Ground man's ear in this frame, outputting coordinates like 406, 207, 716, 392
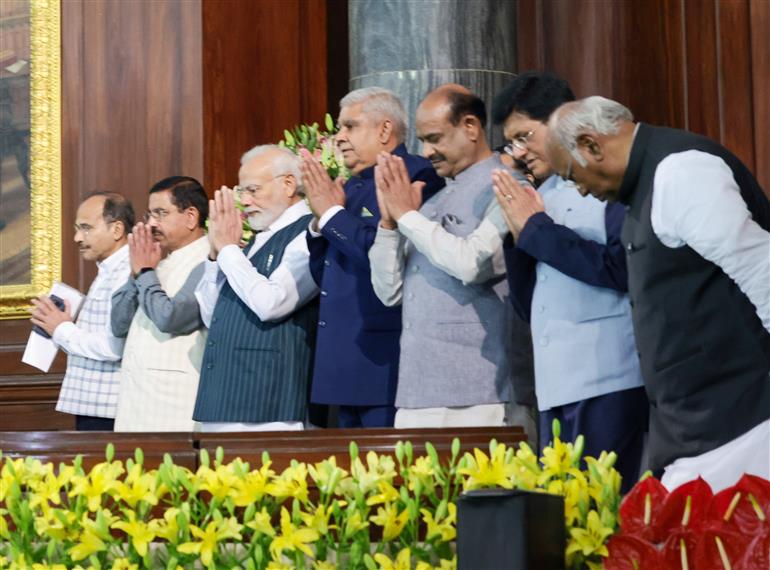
112, 220, 126, 240
186, 207, 200, 230
283, 174, 299, 198
577, 133, 603, 161
379, 119, 394, 144
462, 115, 481, 142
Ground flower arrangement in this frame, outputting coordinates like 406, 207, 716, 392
280, 114, 348, 181
0, 430, 621, 569
606, 473, 770, 569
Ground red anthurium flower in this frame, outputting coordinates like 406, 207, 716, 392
739, 526, 770, 570
604, 535, 662, 569
662, 530, 699, 570
655, 477, 714, 538
711, 474, 770, 535
619, 476, 669, 542
692, 527, 750, 570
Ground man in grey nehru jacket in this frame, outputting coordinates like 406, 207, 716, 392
369, 84, 535, 431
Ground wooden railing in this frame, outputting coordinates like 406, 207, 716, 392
0, 426, 528, 470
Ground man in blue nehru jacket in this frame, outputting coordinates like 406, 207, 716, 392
300, 87, 443, 428
490, 72, 647, 492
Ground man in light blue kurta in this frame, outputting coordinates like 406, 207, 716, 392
490, 72, 647, 491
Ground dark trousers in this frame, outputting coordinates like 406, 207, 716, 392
338, 405, 396, 428
539, 386, 648, 493
75, 415, 115, 431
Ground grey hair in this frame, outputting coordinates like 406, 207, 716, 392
339, 87, 408, 143
549, 96, 634, 166
240, 144, 304, 195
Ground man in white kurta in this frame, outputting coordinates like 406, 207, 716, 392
111, 176, 210, 431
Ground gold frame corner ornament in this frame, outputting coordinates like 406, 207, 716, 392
0, 0, 62, 320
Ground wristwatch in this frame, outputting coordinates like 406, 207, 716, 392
134, 267, 154, 278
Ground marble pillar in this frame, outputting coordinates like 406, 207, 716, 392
348, 0, 517, 152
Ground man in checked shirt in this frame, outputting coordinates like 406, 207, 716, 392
30, 191, 134, 431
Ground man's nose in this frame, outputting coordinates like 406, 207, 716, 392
512, 145, 528, 161
421, 142, 433, 159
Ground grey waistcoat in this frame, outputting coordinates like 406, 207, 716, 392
396, 155, 516, 408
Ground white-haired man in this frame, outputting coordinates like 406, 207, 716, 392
545, 96, 770, 491
300, 87, 443, 428
193, 145, 319, 431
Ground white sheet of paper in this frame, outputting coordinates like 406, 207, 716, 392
21, 282, 85, 372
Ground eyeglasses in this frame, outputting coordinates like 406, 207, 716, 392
144, 208, 170, 222
234, 174, 287, 198
505, 127, 539, 154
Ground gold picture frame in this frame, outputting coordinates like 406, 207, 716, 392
0, 0, 61, 320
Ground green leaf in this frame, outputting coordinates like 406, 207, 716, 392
325, 112, 335, 132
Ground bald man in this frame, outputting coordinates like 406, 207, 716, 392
369, 85, 535, 432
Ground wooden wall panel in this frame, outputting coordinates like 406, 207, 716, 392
750, 0, 770, 191
517, 0, 769, 194
0, 0, 335, 430
202, 0, 329, 191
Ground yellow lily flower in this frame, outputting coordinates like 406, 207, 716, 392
266, 462, 309, 502
343, 509, 369, 538
33, 509, 77, 541
68, 461, 124, 511
31, 565, 68, 570
370, 503, 410, 541
245, 506, 276, 537
420, 502, 456, 542
197, 464, 240, 502
308, 456, 347, 496
149, 507, 181, 543
366, 480, 400, 506
110, 559, 139, 570
373, 547, 411, 570
458, 445, 516, 490
115, 464, 158, 508
407, 456, 436, 494
67, 510, 114, 561
266, 563, 293, 570
565, 509, 613, 559
269, 507, 320, 560
233, 462, 273, 506
313, 561, 337, 570
299, 504, 336, 536
539, 438, 583, 484
178, 517, 242, 568
112, 510, 156, 557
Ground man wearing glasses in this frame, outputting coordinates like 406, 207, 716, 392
489, 72, 647, 491
110, 176, 209, 431
193, 145, 318, 432
31, 191, 134, 430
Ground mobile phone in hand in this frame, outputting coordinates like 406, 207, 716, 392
32, 294, 66, 339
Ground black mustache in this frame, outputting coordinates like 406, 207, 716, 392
428, 154, 446, 163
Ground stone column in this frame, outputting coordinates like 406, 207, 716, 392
348, 0, 517, 152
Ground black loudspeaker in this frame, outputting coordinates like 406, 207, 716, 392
457, 489, 566, 570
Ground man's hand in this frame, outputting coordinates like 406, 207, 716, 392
374, 152, 396, 230
207, 186, 243, 257
492, 169, 545, 240
128, 222, 162, 276
30, 296, 72, 337
300, 150, 345, 219
375, 153, 424, 222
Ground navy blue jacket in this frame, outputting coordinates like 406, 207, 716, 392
505, 202, 628, 323
308, 144, 443, 406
